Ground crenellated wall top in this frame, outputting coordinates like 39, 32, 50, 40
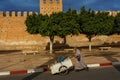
0, 11, 120, 17
0, 11, 39, 17
91, 10, 120, 16
41, 0, 62, 4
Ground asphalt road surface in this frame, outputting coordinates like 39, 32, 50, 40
0, 65, 120, 80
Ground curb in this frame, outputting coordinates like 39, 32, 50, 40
0, 62, 120, 76
0, 68, 44, 76
87, 62, 120, 68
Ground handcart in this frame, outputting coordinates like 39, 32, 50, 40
50, 56, 73, 75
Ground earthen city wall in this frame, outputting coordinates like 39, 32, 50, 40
0, 11, 120, 50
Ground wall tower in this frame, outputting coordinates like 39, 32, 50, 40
40, 0, 63, 15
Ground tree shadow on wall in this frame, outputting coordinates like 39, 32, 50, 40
45, 40, 72, 51
100, 41, 120, 47
80, 41, 120, 49
0, 50, 21, 54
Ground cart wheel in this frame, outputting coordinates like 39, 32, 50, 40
59, 65, 68, 75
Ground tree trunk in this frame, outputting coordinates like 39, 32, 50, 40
49, 36, 54, 54
63, 36, 66, 44
88, 36, 92, 51
89, 41, 92, 51
49, 40, 53, 54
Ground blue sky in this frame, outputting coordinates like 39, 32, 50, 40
0, 0, 120, 13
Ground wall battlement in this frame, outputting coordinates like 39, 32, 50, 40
101, 11, 120, 16
0, 11, 39, 17
41, 0, 62, 4
0, 11, 120, 17
93, 11, 120, 16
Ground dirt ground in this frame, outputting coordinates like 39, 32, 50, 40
0, 47, 120, 72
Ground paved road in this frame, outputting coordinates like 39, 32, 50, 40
0, 65, 120, 80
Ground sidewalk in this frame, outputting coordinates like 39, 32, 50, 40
0, 47, 120, 73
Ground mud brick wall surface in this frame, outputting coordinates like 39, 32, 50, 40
0, 11, 120, 50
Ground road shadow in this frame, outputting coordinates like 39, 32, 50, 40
22, 72, 42, 80
84, 51, 120, 72
0, 59, 26, 70
22, 52, 72, 80
98, 52, 119, 62
21, 44, 74, 80
22, 57, 57, 80
36, 52, 72, 68
84, 51, 119, 62
113, 65, 120, 72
